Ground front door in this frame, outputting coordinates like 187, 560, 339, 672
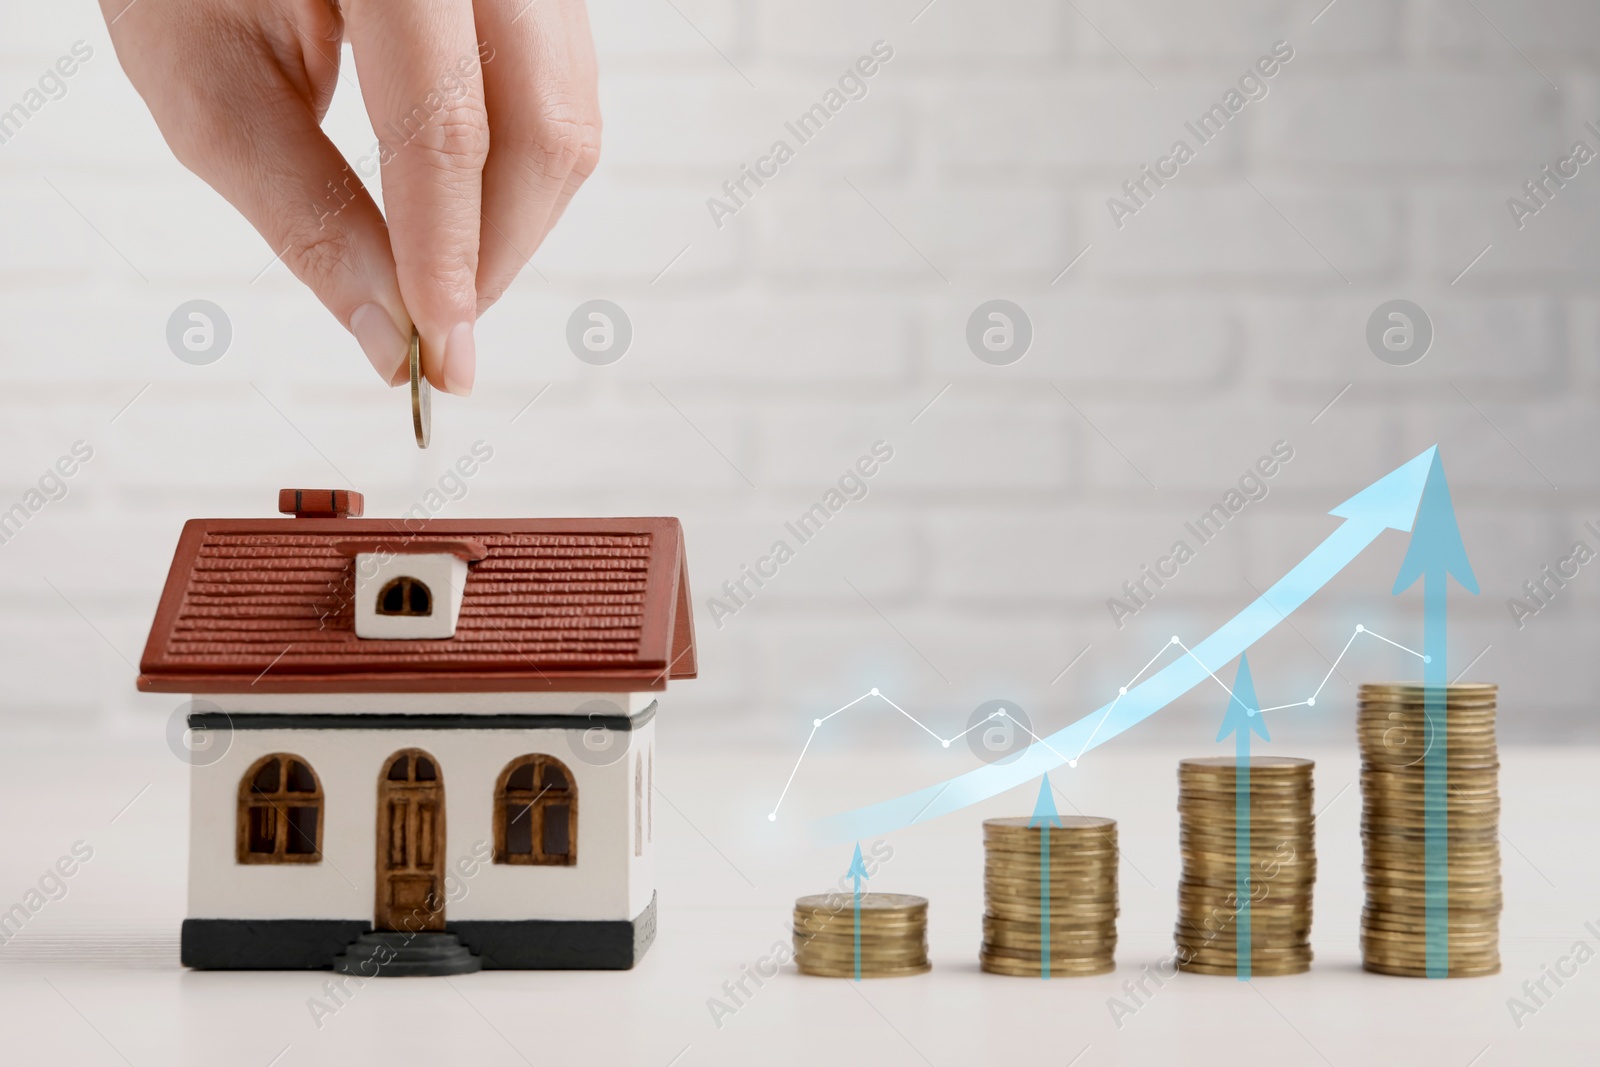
376, 748, 446, 932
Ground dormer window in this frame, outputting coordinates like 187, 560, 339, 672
350, 550, 470, 639
378, 577, 433, 617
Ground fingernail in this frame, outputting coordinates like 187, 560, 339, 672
443, 320, 475, 396
350, 303, 408, 386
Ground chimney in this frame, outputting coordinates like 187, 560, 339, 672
279, 488, 363, 518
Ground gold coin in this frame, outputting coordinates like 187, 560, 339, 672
983, 842, 1119, 859
982, 936, 1116, 955
985, 815, 1116, 832
1360, 910, 1500, 932
982, 926, 1115, 948
796, 948, 927, 964
1361, 960, 1499, 979
794, 913, 928, 930
1361, 943, 1499, 964
984, 903, 1116, 925
1176, 943, 1311, 962
799, 966, 932, 978
794, 928, 929, 944
796, 947, 927, 965
794, 892, 927, 913
409, 327, 430, 449
1178, 959, 1311, 977
979, 954, 1115, 977
1180, 755, 1315, 771
983, 855, 1117, 870
1361, 941, 1499, 961
1359, 681, 1497, 696
983, 873, 1116, 889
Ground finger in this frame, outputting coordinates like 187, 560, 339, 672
344, 0, 489, 396
473, 0, 601, 314
107, 5, 413, 385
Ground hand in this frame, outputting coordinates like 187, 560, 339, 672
101, 0, 601, 395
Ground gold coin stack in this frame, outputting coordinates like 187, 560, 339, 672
792, 893, 930, 978
980, 816, 1118, 977
1358, 682, 1501, 978
1176, 756, 1316, 976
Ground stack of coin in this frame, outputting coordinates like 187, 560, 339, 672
792, 893, 930, 977
980, 816, 1118, 976
1176, 756, 1316, 976
1358, 682, 1501, 978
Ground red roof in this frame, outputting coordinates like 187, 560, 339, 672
138, 514, 696, 693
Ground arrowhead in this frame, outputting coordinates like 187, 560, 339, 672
1393, 450, 1479, 595
846, 842, 870, 883
1028, 774, 1062, 828
1216, 652, 1270, 743
1328, 446, 1436, 533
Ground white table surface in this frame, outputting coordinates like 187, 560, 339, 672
0, 734, 1593, 1066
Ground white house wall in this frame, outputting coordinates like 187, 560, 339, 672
189, 720, 656, 924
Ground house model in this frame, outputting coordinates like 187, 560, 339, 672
138, 489, 695, 974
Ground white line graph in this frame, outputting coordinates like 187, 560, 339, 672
767, 624, 1426, 822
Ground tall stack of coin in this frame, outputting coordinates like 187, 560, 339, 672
792, 893, 930, 977
1358, 682, 1500, 977
1176, 756, 1316, 976
980, 816, 1118, 976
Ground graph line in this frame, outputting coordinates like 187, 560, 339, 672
769, 625, 1425, 822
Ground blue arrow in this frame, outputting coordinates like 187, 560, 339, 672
846, 842, 870, 981
1028, 774, 1063, 979
1392, 450, 1477, 977
817, 447, 1437, 842
1217, 653, 1269, 980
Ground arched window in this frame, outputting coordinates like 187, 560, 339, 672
237, 754, 323, 863
377, 576, 432, 616
494, 755, 577, 866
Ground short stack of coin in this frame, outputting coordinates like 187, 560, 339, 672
792, 893, 930, 977
1176, 756, 1316, 976
980, 816, 1118, 976
1358, 682, 1501, 978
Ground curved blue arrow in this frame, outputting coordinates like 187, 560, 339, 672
816, 447, 1438, 843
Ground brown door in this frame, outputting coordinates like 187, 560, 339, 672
376, 748, 446, 932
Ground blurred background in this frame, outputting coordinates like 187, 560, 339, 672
2, 0, 1597, 770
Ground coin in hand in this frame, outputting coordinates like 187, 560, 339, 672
409, 327, 431, 449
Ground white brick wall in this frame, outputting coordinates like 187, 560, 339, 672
0, 1, 1593, 749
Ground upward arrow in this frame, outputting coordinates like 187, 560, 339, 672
1217, 653, 1268, 980
820, 448, 1437, 841
1216, 652, 1270, 750
1028, 774, 1062, 830
846, 842, 870, 982
1028, 775, 1062, 978
1393, 449, 1477, 599
1391, 450, 1477, 978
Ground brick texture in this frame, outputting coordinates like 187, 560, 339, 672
0, 1, 1594, 746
